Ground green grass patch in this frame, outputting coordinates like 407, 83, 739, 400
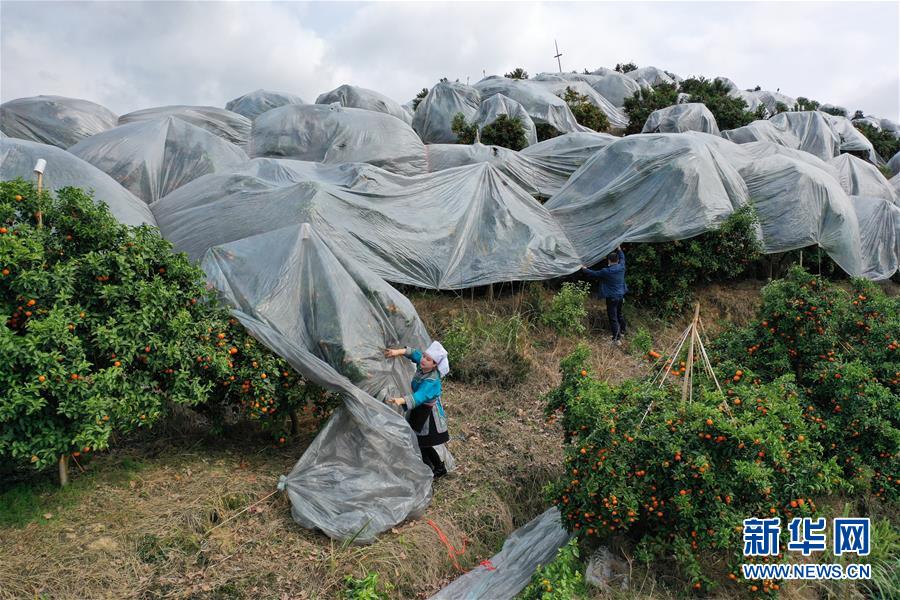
0, 456, 146, 528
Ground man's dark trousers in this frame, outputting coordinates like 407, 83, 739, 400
606, 297, 626, 341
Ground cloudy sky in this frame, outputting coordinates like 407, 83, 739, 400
1, 1, 898, 120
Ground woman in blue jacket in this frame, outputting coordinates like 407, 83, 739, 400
384, 341, 450, 478
582, 246, 628, 346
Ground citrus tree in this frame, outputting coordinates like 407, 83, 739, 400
545, 345, 841, 594
0, 180, 332, 484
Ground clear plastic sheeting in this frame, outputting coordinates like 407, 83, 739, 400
68, 117, 249, 204
527, 78, 629, 131
624, 66, 682, 87
0, 95, 118, 149
0, 137, 155, 227
829, 155, 898, 205
849, 196, 900, 280
642, 103, 719, 135
821, 114, 880, 164
582, 70, 643, 107
888, 152, 900, 177
738, 141, 840, 181
723, 111, 841, 162
546, 133, 750, 266
225, 89, 305, 121
201, 223, 434, 542
119, 105, 252, 146
474, 76, 585, 134
425, 132, 616, 198
250, 104, 426, 176
317, 84, 413, 125
151, 158, 582, 287
735, 154, 862, 275
473, 94, 537, 146
412, 82, 481, 144
429, 508, 571, 600
741, 90, 796, 116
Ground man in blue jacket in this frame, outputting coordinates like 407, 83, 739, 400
581, 246, 627, 346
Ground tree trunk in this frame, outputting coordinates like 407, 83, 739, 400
58, 454, 69, 487
289, 408, 299, 436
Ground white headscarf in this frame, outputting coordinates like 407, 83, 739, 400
425, 340, 450, 378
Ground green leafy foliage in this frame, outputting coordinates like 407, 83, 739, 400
544, 344, 841, 592
678, 76, 758, 130
504, 67, 529, 80
0, 180, 332, 477
412, 88, 429, 111
792, 97, 820, 112
614, 62, 638, 73
712, 268, 900, 501
440, 313, 530, 387
480, 114, 529, 151
625, 205, 762, 314
518, 538, 588, 599
343, 571, 390, 600
451, 112, 477, 145
820, 105, 847, 117
854, 121, 900, 161
540, 282, 590, 336
535, 123, 562, 142
561, 87, 609, 132
623, 82, 679, 135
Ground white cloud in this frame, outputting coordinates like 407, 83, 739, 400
1, 1, 897, 121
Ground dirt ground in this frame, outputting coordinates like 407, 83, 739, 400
0, 281, 768, 600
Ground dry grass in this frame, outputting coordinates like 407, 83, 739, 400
0, 280, 770, 600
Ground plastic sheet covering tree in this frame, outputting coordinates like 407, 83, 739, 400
546, 133, 750, 266
0, 95, 118, 148
472, 94, 537, 146
642, 103, 720, 135
821, 114, 880, 164
250, 104, 427, 176
412, 81, 481, 144
848, 196, 900, 280
623, 65, 682, 87
425, 131, 616, 199
118, 105, 252, 146
733, 152, 863, 275
317, 84, 413, 125
829, 154, 898, 205
201, 223, 434, 542
473, 76, 586, 134
722, 111, 841, 162
0, 137, 156, 227
68, 117, 249, 204
151, 158, 582, 287
429, 508, 571, 600
527, 78, 629, 131
225, 89, 305, 120
544, 70, 642, 109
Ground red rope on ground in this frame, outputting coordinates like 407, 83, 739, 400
426, 519, 470, 573
479, 559, 497, 571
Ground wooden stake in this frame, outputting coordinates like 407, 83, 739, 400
682, 304, 700, 403
58, 454, 69, 487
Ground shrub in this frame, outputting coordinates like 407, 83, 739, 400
792, 97, 820, 112
540, 281, 590, 336
561, 87, 609, 133
480, 114, 529, 151
678, 76, 757, 130
854, 121, 900, 161
412, 88, 429, 111
544, 344, 841, 592
504, 67, 529, 80
518, 538, 588, 599
712, 268, 900, 501
441, 313, 530, 387
625, 205, 762, 314
630, 327, 653, 356
614, 62, 638, 73
535, 123, 562, 142
451, 112, 477, 144
623, 82, 679, 135
0, 180, 321, 483
820, 105, 847, 117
